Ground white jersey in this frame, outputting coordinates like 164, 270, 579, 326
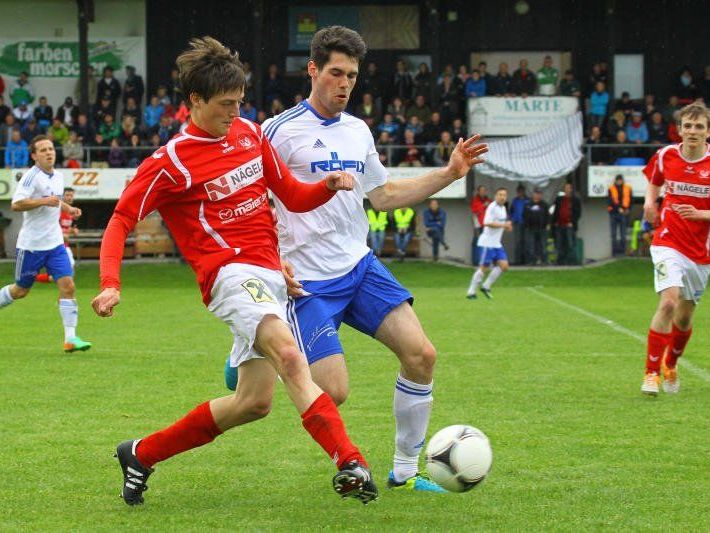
12, 166, 64, 251
263, 101, 388, 280
477, 202, 507, 248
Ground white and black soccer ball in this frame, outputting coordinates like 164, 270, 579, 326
426, 425, 493, 492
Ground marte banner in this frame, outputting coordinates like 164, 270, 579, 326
468, 96, 579, 136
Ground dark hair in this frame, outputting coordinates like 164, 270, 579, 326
30, 135, 52, 153
496, 187, 508, 193
64, 187, 75, 193
176, 36, 245, 108
310, 26, 367, 70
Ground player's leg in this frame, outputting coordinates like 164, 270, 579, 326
661, 299, 694, 393
467, 247, 489, 298
50, 244, 91, 352
0, 249, 37, 308
344, 255, 444, 492
481, 253, 509, 299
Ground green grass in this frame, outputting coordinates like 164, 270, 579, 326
1, 259, 709, 531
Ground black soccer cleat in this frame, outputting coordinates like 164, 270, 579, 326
480, 288, 493, 299
332, 460, 379, 505
115, 439, 154, 505
466, 293, 477, 300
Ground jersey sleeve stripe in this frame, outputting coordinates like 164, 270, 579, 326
21, 168, 40, 188
166, 136, 192, 189
266, 108, 308, 142
263, 104, 305, 139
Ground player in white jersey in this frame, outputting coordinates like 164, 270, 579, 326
225, 26, 488, 492
0, 135, 92, 353
466, 187, 511, 299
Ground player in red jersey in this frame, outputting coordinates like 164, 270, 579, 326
91, 37, 378, 505
641, 102, 710, 395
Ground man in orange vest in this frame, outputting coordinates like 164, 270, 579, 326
608, 174, 632, 255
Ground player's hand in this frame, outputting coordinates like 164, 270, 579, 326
44, 196, 61, 207
673, 204, 706, 220
70, 207, 82, 219
281, 259, 305, 298
504, 221, 513, 231
644, 201, 658, 223
445, 134, 489, 180
92, 288, 121, 317
325, 171, 354, 191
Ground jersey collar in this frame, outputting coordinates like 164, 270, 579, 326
184, 120, 226, 141
302, 99, 341, 126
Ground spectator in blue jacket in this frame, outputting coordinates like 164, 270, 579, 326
423, 199, 449, 261
377, 112, 401, 142
588, 81, 610, 129
509, 184, 530, 264
625, 111, 649, 144
465, 70, 486, 98
4, 129, 29, 167
143, 96, 164, 130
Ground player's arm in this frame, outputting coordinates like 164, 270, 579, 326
262, 136, 352, 212
60, 200, 82, 218
92, 159, 178, 317
643, 151, 663, 223
672, 204, 710, 221
367, 135, 488, 211
11, 196, 60, 211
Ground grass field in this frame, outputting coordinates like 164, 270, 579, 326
1, 259, 709, 531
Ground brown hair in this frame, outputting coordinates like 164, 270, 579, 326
176, 36, 245, 108
30, 134, 52, 154
678, 102, 710, 127
310, 26, 367, 70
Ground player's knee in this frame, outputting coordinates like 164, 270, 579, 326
403, 340, 437, 376
276, 345, 307, 381
323, 382, 350, 406
58, 278, 75, 297
500, 263, 509, 272
12, 286, 30, 299
419, 341, 437, 373
245, 398, 272, 420
659, 297, 677, 318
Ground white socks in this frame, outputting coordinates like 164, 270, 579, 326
393, 373, 433, 483
467, 269, 484, 295
483, 266, 503, 290
59, 298, 78, 341
0, 285, 14, 308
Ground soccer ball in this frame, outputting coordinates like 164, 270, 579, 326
426, 425, 493, 492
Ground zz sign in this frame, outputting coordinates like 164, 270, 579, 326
72, 171, 99, 187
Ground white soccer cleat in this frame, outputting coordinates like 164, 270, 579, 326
641, 372, 660, 396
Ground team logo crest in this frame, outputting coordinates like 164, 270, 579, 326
238, 134, 254, 149
218, 208, 233, 220
242, 278, 276, 303
700, 170, 710, 178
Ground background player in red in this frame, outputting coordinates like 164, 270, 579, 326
641, 102, 710, 395
91, 37, 377, 505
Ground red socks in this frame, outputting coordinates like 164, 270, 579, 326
301, 393, 366, 469
646, 329, 671, 374
136, 402, 223, 468
665, 324, 692, 369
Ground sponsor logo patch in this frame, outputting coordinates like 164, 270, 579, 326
242, 278, 276, 304
204, 156, 264, 201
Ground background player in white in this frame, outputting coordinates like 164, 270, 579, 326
641, 102, 710, 395
0, 135, 91, 352
466, 187, 511, 299
227, 26, 488, 492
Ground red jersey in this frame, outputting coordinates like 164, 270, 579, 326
643, 143, 710, 264
470, 194, 491, 226
100, 118, 336, 304
59, 211, 74, 244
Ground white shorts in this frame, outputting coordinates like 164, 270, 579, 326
650, 246, 710, 303
207, 263, 288, 368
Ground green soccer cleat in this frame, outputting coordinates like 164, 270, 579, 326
387, 471, 447, 493
64, 337, 92, 353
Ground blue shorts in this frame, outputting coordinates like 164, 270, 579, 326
477, 246, 508, 267
287, 252, 413, 365
15, 245, 73, 288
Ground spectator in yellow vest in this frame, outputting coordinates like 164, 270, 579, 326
608, 174, 632, 255
366, 207, 388, 257
393, 207, 415, 260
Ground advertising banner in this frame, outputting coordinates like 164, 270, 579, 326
587, 165, 647, 198
468, 96, 579, 136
